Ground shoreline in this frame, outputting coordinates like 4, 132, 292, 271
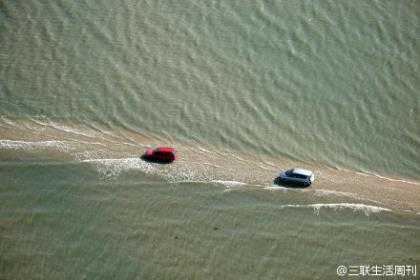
1, 117, 419, 213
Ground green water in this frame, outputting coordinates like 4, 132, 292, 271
1, 0, 419, 279
1, 160, 419, 279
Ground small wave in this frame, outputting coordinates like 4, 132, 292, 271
0, 116, 16, 127
314, 189, 381, 204
81, 156, 200, 181
309, 203, 390, 215
263, 185, 302, 191
0, 139, 73, 152
212, 180, 246, 188
81, 158, 156, 178
314, 189, 356, 198
169, 179, 208, 185
80, 157, 249, 186
361, 171, 420, 186
263, 185, 311, 192
258, 165, 270, 170
30, 119, 97, 138
81, 158, 205, 183
278, 203, 390, 216
264, 185, 283, 190
198, 146, 210, 153
227, 153, 246, 162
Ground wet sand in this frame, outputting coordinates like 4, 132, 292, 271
1, 117, 419, 214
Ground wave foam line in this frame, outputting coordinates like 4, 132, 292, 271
29, 119, 97, 138
170, 179, 247, 189
80, 158, 208, 184
0, 139, 73, 152
357, 171, 420, 186
81, 158, 156, 178
212, 180, 246, 188
314, 189, 381, 204
278, 203, 390, 216
0, 116, 16, 127
310, 203, 390, 214
80, 157, 249, 186
263, 185, 302, 191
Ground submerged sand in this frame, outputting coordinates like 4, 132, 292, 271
1, 117, 419, 214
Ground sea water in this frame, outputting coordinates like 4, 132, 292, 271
1, 1, 419, 279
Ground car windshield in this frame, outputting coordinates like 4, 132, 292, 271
285, 169, 293, 176
154, 150, 174, 156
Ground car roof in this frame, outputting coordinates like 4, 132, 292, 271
292, 168, 313, 176
155, 147, 175, 153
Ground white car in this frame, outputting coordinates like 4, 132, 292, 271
277, 168, 315, 187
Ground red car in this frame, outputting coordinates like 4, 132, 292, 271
143, 147, 177, 162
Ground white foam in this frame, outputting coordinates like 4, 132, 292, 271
315, 189, 355, 197
263, 185, 310, 192
82, 157, 212, 182
169, 179, 208, 185
309, 203, 390, 215
258, 164, 274, 170
198, 146, 210, 153
30, 119, 97, 138
162, 166, 210, 183
373, 174, 420, 186
212, 180, 246, 188
263, 185, 301, 191
277, 203, 390, 216
82, 157, 206, 182
81, 158, 156, 178
314, 189, 381, 204
0, 116, 16, 126
0, 139, 73, 152
81, 157, 250, 186
264, 185, 283, 190
359, 170, 420, 186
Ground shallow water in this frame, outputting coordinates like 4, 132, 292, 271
1, 158, 419, 279
1, 0, 419, 279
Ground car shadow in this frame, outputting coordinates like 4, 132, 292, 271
140, 154, 174, 164
273, 177, 310, 188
